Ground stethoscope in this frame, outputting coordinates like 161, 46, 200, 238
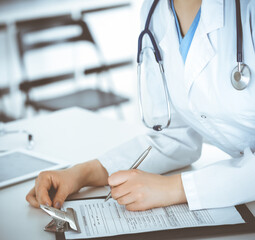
137, 0, 251, 132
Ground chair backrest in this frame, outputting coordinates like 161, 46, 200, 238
17, 15, 95, 58
16, 15, 98, 92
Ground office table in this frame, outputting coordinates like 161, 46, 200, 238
0, 107, 255, 240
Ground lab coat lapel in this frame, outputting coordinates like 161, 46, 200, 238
158, 0, 185, 79
157, 0, 179, 45
184, 0, 224, 94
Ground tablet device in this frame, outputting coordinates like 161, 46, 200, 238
0, 149, 69, 189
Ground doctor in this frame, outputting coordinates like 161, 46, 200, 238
26, 0, 255, 211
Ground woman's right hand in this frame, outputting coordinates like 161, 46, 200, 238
26, 159, 108, 209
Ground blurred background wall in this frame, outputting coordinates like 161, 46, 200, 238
0, 0, 144, 124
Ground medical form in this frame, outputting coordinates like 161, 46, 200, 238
62, 199, 245, 239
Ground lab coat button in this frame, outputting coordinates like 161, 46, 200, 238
201, 115, 207, 119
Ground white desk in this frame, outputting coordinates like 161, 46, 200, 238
0, 107, 255, 240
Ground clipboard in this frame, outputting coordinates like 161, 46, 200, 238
54, 197, 255, 240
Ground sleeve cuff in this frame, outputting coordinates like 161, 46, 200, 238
98, 153, 125, 176
97, 135, 150, 176
181, 171, 202, 210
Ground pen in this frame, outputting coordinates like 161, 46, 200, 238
104, 146, 152, 202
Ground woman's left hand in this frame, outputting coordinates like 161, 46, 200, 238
108, 169, 187, 211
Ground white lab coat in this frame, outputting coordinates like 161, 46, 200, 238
99, 0, 255, 210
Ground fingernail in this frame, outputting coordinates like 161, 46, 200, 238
45, 202, 50, 207
55, 202, 61, 209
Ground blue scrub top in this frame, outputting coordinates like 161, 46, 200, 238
171, 0, 201, 63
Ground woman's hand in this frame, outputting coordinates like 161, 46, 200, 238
26, 160, 108, 209
108, 169, 186, 211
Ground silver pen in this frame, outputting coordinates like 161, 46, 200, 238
105, 146, 152, 202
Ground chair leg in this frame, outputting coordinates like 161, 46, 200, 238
114, 105, 125, 120
21, 105, 38, 118
20, 105, 28, 119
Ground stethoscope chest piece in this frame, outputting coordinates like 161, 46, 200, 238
231, 63, 251, 90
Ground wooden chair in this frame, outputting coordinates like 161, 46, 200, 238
16, 15, 131, 114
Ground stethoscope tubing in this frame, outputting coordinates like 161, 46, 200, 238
137, 0, 251, 131
235, 0, 243, 63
